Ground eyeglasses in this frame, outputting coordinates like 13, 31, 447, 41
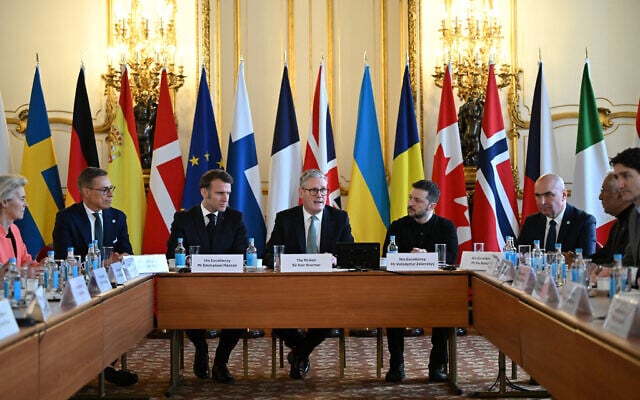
87, 186, 116, 195
302, 187, 329, 196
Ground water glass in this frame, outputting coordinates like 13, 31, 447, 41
518, 245, 531, 266
473, 242, 485, 252
187, 245, 200, 266
273, 245, 285, 272
435, 243, 447, 266
102, 246, 114, 267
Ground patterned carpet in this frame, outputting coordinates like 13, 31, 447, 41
74, 332, 550, 399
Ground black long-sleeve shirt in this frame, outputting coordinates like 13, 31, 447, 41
383, 214, 458, 264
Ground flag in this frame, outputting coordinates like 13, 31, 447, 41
471, 64, 519, 251
227, 61, 266, 255
107, 67, 146, 254
636, 97, 639, 140
142, 69, 185, 254
572, 60, 612, 246
390, 63, 424, 222
0, 90, 11, 174
66, 66, 99, 207
347, 65, 389, 244
521, 61, 558, 223
432, 64, 471, 258
267, 65, 302, 240
15, 65, 64, 256
182, 67, 224, 209
303, 63, 341, 208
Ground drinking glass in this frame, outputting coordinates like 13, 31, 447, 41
273, 245, 285, 272
187, 245, 200, 266
473, 242, 485, 252
518, 245, 531, 266
102, 246, 114, 268
435, 243, 447, 267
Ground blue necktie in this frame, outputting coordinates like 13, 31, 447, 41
545, 219, 556, 252
94, 212, 103, 250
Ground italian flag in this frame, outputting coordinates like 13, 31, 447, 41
572, 61, 613, 247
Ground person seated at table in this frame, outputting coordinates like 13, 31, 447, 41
166, 169, 247, 384
591, 172, 633, 266
52, 167, 137, 386
382, 179, 458, 383
517, 173, 596, 257
264, 169, 354, 380
0, 175, 40, 278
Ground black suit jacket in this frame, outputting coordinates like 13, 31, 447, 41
52, 202, 133, 259
264, 205, 354, 266
166, 206, 248, 258
516, 203, 596, 256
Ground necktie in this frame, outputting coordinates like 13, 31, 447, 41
306, 215, 318, 254
545, 219, 556, 252
207, 213, 217, 242
94, 212, 103, 250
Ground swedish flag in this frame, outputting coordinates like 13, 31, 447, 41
16, 66, 64, 256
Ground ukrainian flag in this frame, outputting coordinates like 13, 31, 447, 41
347, 65, 389, 245
16, 66, 64, 256
390, 64, 424, 222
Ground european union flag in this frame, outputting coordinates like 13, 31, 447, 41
182, 67, 224, 209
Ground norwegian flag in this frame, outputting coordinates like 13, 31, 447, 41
303, 63, 341, 208
471, 64, 519, 251
142, 69, 185, 253
432, 64, 472, 260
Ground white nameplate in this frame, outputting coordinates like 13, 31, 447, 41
122, 256, 139, 279
459, 251, 502, 271
109, 261, 128, 284
125, 254, 169, 273
61, 276, 91, 308
280, 254, 332, 272
603, 294, 640, 338
191, 254, 244, 273
513, 265, 536, 294
88, 268, 113, 295
541, 275, 561, 308
27, 287, 51, 322
560, 282, 593, 317
0, 299, 19, 340
386, 252, 438, 271
532, 272, 550, 300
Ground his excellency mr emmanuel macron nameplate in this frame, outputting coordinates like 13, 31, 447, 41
280, 254, 332, 272
191, 254, 244, 273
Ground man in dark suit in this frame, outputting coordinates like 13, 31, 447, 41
52, 167, 136, 386
517, 173, 596, 257
265, 169, 354, 379
53, 167, 132, 260
166, 169, 247, 384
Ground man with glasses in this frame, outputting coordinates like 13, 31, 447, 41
516, 173, 596, 257
52, 167, 136, 386
265, 168, 354, 379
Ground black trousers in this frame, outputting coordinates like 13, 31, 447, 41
186, 328, 242, 365
273, 328, 332, 358
386, 327, 449, 370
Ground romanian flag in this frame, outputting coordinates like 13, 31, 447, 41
347, 65, 389, 244
107, 67, 146, 254
66, 66, 99, 206
390, 63, 424, 222
16, 65, 64, 255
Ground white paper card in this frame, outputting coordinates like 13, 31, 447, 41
191, 254, 244, 273
61, 276, 91, 308
603, 294, 640, 338
0, 299, 19, 339
122, 256, 139, 279
459, 251, 503, 271
560, 282, 593, 317
280, 254, 332, 272
532, 272, 549, 300
541, 276, 561, 308
27, 287, 51, 321
108, 261, 127, 284
126, 254, 169, 273
386, 252, 438, 271
513, 265, 537, 294
88, 268, 113, 295
496, 260, 516, 281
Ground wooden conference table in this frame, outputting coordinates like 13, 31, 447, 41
156, 270, 471, 395
0, 275, 154, 400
